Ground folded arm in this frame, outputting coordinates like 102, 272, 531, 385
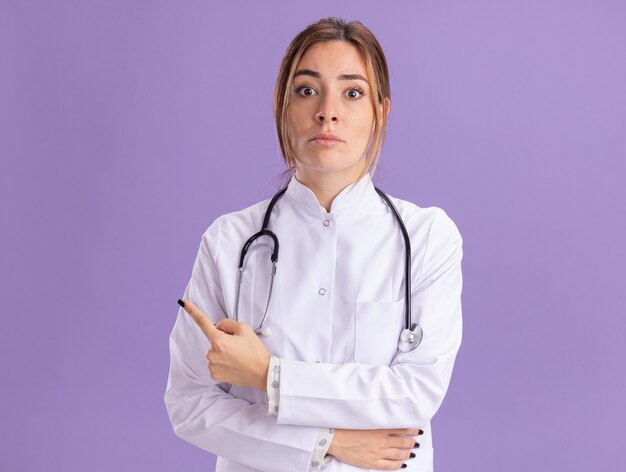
275, 210, 464, 430
164, 224, 325, 472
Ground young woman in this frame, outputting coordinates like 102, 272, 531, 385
165, 17, 463, 472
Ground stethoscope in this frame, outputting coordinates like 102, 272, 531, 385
232, 185, 424, 352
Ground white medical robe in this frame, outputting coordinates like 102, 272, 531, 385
164, 172, 464, 471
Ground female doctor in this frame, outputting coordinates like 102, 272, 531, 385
165, 17, 463, 472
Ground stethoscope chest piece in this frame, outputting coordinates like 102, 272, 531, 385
398, 323, 423, 352
255, 326, 273, 337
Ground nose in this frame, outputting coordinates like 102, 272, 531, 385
315, 93, 339, 123
315, 111, 338, 123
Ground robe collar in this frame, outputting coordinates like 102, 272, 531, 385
285, 172, 378, 216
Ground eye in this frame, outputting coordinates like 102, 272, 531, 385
345, 87, 366, 100
295, 86, 317, 97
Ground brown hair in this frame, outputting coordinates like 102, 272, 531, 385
273, 17, 391, 180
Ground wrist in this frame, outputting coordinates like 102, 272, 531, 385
256, 353, 271, 390
327, 430, 340, 456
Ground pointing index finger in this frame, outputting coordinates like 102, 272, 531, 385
178, 299, 219, 340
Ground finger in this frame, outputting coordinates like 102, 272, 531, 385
389, 428, 420, 436
389, 436, 418, 450
374, 459, 405, 471
179, 299, 219, 340
382, 446, 412, 461
215, 319, 245, 336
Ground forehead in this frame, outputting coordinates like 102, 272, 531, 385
296, 40, 368, 76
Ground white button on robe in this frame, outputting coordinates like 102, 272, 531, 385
164, 172, 464, 472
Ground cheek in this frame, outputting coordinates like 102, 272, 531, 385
357, 117, 375, 141
352, 104, 375, 134
286, 110, 305, 145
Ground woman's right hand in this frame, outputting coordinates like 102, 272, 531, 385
327, 428, 420, 470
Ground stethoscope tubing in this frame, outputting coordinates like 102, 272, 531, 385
234, 184, 419, 346
374, 188, 412, 333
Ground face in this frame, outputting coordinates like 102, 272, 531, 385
286, 40, 376, 183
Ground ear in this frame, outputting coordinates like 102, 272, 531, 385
378, 97, 391, 120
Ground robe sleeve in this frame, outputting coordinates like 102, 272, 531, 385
265, 356, 335, 470
276, 209, 464, 429
164, 219, 320, 471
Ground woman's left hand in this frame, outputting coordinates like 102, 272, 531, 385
180, 299, 271, 390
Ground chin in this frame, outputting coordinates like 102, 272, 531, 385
295, 150, 365, 176
302, 163, 365, 178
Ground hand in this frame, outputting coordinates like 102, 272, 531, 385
179, 299, 271, 390
327, 428, 420, 470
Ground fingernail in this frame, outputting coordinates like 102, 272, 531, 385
418, 429, 424, 435
414, 442, 420, 448
401, 465, 407, 469
410, 453, 416, 458
177, 299, 185, 308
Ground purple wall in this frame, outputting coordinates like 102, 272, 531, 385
2, 1, 624, 470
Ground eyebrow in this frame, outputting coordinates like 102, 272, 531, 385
294, 69, 369, 84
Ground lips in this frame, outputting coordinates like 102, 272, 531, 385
310, 132, 344, 142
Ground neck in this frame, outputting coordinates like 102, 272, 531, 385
294, 167, 367, 212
